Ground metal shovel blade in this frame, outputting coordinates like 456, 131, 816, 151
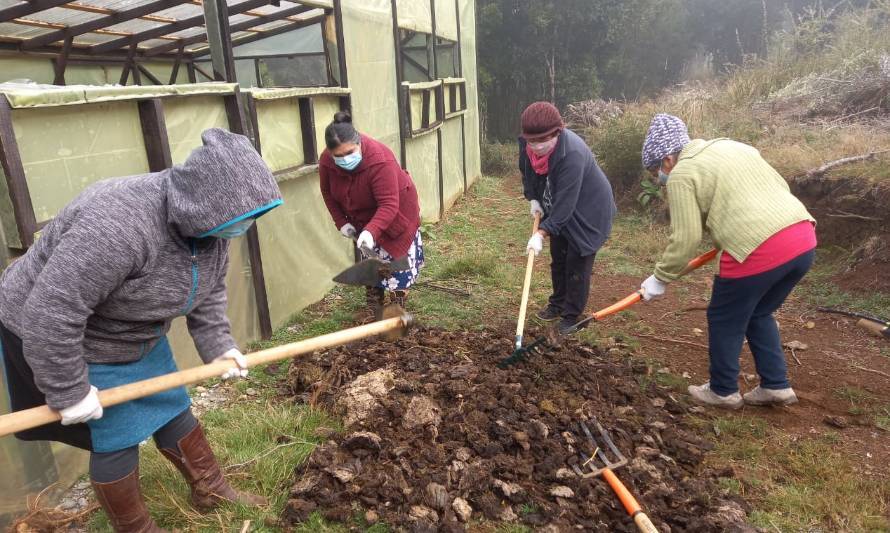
333, 256, 411, 287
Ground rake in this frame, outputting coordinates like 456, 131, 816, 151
499, 249, 718, 367
571, 418, 659, 533
498, 212, 542, 368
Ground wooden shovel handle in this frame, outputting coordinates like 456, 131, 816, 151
515, 213, 541, 345
602, 468, 659, 533
0, 315, 411, 438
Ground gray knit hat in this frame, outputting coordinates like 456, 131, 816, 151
641, 114, 691, 169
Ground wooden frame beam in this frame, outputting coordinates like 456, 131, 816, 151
23, 0, 191, 50
297, 97, 318, 164
137, 99, 173, 172
90, 0, 271, 55
0, 98, 38, 249
52, 36, 73, 85
0, 0, 71, 24
332, 0, 348, 87
146, 4, 314, 57
390, 0, 407, 167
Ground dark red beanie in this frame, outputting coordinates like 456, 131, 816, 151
521, 101, 564, 138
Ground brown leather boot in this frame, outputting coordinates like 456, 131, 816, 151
159, 424, 267, 512
91, 469, 168, 533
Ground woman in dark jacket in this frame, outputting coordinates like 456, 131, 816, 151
0, 129, 280, 532
319, 112, 424, 318
519, 102, 617, 334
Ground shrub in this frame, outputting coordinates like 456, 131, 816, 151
481, 141, 516, 176
586, 111, 651, 194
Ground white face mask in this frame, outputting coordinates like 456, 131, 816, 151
658, 170, 670, 185
528, 136, 558, 156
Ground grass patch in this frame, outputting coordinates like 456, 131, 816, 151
701, 415, 890, 532
89, 404, 337, 532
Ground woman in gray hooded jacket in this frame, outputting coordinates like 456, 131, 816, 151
0, 129, 282, 532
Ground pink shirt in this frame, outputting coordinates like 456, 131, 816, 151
719, 221, 817, 279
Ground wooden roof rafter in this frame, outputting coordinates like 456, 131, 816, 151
144, 4, 318, 57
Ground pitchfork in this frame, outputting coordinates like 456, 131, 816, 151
571, 418, 659, 533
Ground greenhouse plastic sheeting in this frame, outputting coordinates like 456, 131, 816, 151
163, 95, 230, 164
247, 86, 351, 100
396, 0, 432, 35
12, 101, 151, 222
255, 98, 304, 172
441, 117, 464, 209
0, 57, 55, 85
313, 96, 341, 154
435, 0, 459, 41
406, 133, 440, 222
1, 82, 237, 108
459, 0, 482, 184
256, 172, 353, 328
341, 0, 401, 153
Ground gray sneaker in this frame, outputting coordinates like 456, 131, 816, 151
535, 306, 561, 322
743, 386, 798, 406
688, 382, 743, 410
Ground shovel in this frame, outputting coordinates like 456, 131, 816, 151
498, 213, 543, 369
0, 315, 413, 438
571, 417, 659, 533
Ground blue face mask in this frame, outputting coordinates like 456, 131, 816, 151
658, 170, 670, 185
212, 219, 254, 239
334, 150, 362, 171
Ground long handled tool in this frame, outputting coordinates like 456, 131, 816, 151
500, 249, 717, 367
499, 213, 544, 368
571, 418, 659, 533
564, 248, 718, 335
0, 315, 413, 438
818, 307, 890, 338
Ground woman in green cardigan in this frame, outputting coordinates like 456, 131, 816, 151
639, 114, 816, 409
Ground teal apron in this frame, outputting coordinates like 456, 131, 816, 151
87, 337, 190, 453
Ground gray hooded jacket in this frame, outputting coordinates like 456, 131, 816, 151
0, 129, 281, 410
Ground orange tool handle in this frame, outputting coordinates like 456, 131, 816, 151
592, 291, 643, 320
589, 248, 717, 322
679, 248, 718, 276
602, 468, 659, 533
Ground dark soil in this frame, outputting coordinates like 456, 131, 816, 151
280, 327, 753, 532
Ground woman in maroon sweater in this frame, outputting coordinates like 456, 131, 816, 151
319, 112, 424, 319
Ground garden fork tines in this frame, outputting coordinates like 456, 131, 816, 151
571, 418, 627, 478
570, 417, 658, 533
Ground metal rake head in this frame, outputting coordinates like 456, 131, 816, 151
570, 417, 627, 478
497, 336, 552, 368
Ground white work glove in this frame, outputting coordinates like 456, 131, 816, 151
356, 230, 375, 252
214, 348, 249, 380
59, 386, 103, 426
530, 199, 543, 218
339, 223, 357, 239
641, 275, 667, 301
526, 232, 544, 256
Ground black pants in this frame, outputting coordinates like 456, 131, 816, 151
548, 235, 597, 322
706, 250, 814, 396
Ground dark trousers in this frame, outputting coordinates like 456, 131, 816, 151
706, 250, 815, 395
548, 235, 597, 322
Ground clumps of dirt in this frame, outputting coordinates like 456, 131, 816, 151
282, 327, 753, 532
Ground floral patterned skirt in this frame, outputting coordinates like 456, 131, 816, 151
373, 230, 425, 291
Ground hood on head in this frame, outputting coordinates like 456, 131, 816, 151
167, 128, 282, 238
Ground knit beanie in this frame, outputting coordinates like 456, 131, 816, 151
641, 114, 691, 169
521, 101, 564, 139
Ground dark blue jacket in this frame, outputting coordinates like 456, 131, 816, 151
519, 128, 616, 256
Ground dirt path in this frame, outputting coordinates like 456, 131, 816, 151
584, 265, 890, 480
